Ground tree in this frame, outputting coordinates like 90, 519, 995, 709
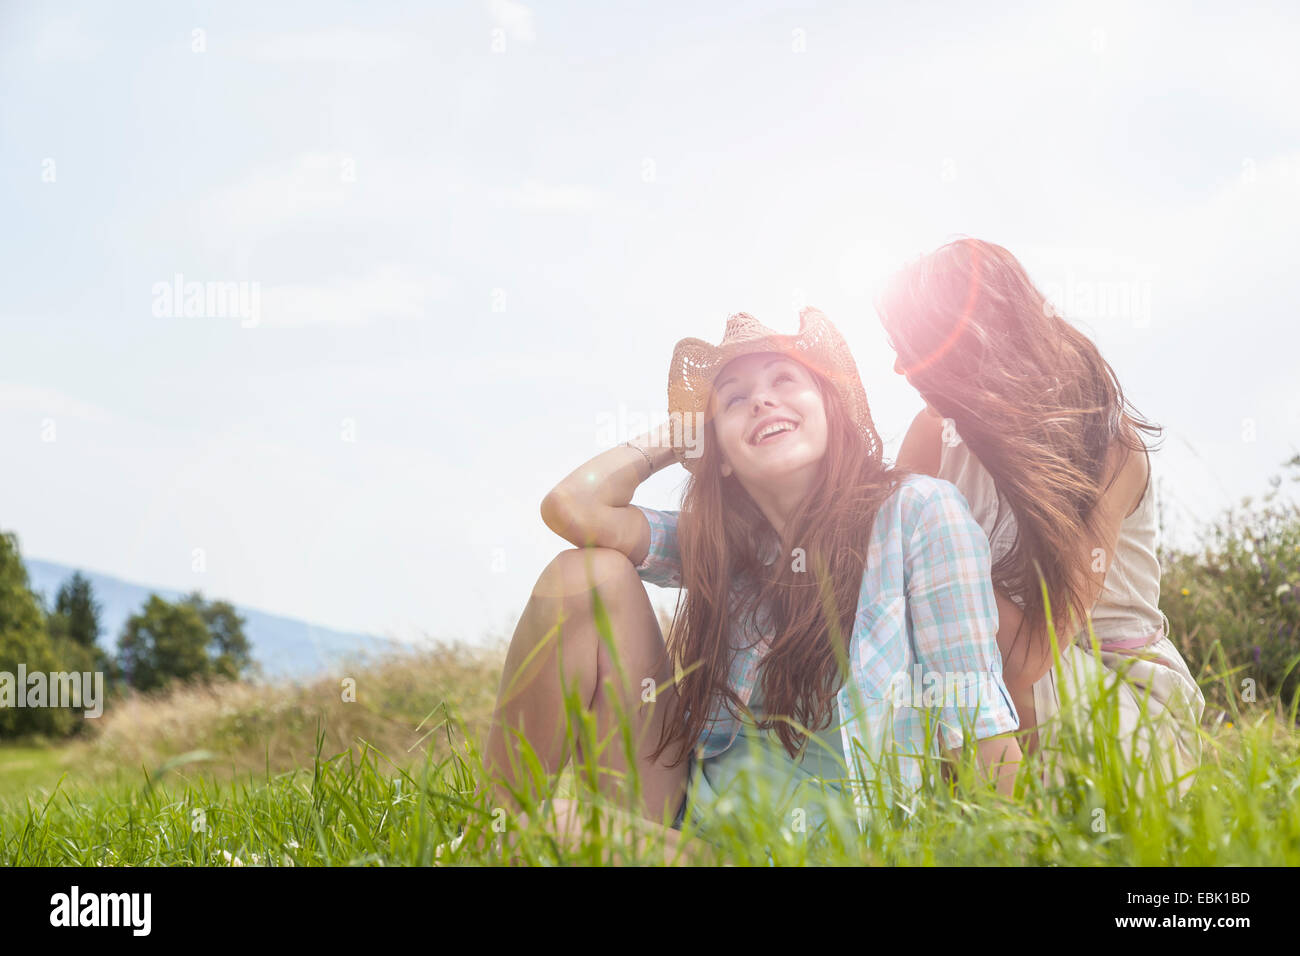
46, 571, 118, 690
181, 593, 251, 681
48, 572, 101, 648
118, 596, 210, 692
0, 532, 78, 738
118, 593, 252, 691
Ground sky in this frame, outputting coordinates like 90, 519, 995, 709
1, 0, 1297, 649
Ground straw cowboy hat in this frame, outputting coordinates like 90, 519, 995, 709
667, 307, 882, 473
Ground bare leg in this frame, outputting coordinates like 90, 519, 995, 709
478, 547, 691, 833
1011, 682, 1040, 755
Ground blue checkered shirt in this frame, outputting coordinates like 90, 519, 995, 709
633, 473, 1019, 828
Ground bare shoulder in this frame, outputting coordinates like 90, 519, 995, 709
1100, 424, 1150, 519
895, 407, 945, 476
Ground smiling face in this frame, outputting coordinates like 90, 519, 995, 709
708, 352, 829, 489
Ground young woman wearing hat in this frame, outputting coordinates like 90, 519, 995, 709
477, 307, 1023, 859
876, 238, 1204, 794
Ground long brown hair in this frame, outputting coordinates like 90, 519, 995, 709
875, 237, 1161, 660
651, 362, 906, 764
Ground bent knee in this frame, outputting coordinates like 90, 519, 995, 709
533, 547, 644, 605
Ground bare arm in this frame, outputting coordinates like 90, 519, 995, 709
539, 420, 678, 565
894, 407, 944, 476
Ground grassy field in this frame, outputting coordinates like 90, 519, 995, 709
4, 470, 1300, 866
1, 622, 1298, 866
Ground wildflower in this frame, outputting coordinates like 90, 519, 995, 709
1180, 588, 1190, 597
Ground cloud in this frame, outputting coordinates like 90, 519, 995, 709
259, 264, 450, 327
246, 29, 411, 63
196, 152, 469, 244
199, 152, 356, 237
487, 0, 536, 45
489, 180, 605, 212
0, 384, 115, 424
30, 14, 100, 61
1135, 151, 1300, 329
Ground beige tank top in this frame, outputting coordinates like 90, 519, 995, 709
935, 418, 1168, 645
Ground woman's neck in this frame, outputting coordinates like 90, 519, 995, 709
745, 467, 818, 544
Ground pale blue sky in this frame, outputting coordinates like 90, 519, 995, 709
1, 0, 1297, 646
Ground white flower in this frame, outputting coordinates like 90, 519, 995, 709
221, 849, 263, 866
433, 833, 465, 859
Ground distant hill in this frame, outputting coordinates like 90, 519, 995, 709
24, 559, 403, 683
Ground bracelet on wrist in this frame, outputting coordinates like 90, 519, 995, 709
624, 441, 655, 479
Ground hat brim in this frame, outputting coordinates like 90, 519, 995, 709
666, 307, 880, 473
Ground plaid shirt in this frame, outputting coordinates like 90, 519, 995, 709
634, 473, 1019, 829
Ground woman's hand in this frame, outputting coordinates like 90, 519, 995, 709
540, 420, 678, 563
976, 735, 1022, 798
942, 734, 1022, 798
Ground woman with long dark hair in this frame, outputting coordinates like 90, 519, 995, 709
477, 308, 1022, 857
876, 238, 1204, 794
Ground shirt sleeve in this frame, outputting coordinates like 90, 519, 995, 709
903, 480, 1020, 751
631, 505, 683, 589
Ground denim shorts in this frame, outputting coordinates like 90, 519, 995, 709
667, 737, 849, 836
669, 751, 695, 830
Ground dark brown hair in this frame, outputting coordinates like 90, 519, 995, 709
651, 361, 907, 763
875, 237, 1161, 663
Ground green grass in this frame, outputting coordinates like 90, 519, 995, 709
4, 472, 1300, 866
0, 745, 78, 797
0, 702, 1297, 866
2, 613, 1298, 866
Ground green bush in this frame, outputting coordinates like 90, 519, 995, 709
1161, 455, 1300, 718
